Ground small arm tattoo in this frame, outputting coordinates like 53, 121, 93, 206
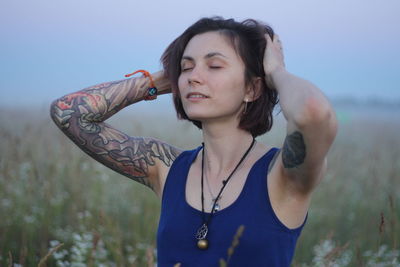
282, 131, 306, 169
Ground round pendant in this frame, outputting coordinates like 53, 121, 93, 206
197, 239, 208, 250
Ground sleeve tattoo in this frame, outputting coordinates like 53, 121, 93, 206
50, 80, 180, 189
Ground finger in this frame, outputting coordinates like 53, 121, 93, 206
265, 33, 272, 43
273, 35, 282, 46
276, 39, 283, 50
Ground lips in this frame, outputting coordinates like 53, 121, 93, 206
186, 92, 209, 99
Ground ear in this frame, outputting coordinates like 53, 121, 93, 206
244, 77, 262, 102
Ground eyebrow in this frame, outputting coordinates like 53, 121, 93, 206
181, 52, 228, 62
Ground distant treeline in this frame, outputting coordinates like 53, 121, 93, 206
331, 96, 400, 109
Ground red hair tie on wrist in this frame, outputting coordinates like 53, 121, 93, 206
125, 69, 157, 101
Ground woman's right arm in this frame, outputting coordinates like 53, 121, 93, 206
49, 71, 182, 197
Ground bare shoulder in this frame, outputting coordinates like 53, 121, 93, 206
122, 136, 183, 195
133, 136, 183, 197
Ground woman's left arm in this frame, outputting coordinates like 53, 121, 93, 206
265, 34, 338, 195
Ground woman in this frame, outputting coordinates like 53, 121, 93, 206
50, 17, 337, 266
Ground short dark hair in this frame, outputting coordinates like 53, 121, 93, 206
161, 16, 279, 137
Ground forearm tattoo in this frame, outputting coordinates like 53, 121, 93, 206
50, 78, 179, 189
282, 131, 306, 169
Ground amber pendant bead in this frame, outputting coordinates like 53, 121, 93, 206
197, 239, 208, 250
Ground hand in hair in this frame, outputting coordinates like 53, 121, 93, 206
263, 34, 286, 88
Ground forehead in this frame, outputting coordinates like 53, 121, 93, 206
182, 31, 239, 61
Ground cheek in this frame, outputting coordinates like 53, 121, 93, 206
177, 75, 185, 93
176, 76, 186, 103
217, 76, 246, 97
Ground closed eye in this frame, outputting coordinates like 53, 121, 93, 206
209, 66, 222, 69
181, 67, 193, 72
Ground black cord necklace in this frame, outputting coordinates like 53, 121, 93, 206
196, 138, 256, 250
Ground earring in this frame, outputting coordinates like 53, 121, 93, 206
243, 99, 248, 114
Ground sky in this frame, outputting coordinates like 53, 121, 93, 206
1, 0, 399, 109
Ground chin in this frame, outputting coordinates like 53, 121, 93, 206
182, 105, 203, 118
185, 111, 209, 122
183, 105, 240, 123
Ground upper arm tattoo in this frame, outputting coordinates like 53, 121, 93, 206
282, 131, 306, 169
50, 79, 180, 190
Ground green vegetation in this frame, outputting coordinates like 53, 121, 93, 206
0, 106, 399, 266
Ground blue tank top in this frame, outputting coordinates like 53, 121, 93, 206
157, 146, 306, 267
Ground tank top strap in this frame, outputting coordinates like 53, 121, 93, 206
161, 146, 202, 207
189, 145, 203, 164
252, 147, 280, 186
239, 147, 280, 206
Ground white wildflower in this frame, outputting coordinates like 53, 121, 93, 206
1, 198, 11, 208
50, 240, 60, 248
128, 255, 137, 264
23, 215, 36, 224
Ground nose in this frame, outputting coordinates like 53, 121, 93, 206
187, 66, 203, 86
188, 78, 200, 85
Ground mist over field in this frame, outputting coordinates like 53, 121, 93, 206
0, 103, 399, 266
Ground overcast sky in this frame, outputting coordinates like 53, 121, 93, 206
1, 0, 399, 109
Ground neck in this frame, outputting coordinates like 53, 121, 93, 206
201, 121, 254, 180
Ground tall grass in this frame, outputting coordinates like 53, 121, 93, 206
0, 105, 399, 266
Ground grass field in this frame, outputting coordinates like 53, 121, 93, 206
0, 105, 399, 266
